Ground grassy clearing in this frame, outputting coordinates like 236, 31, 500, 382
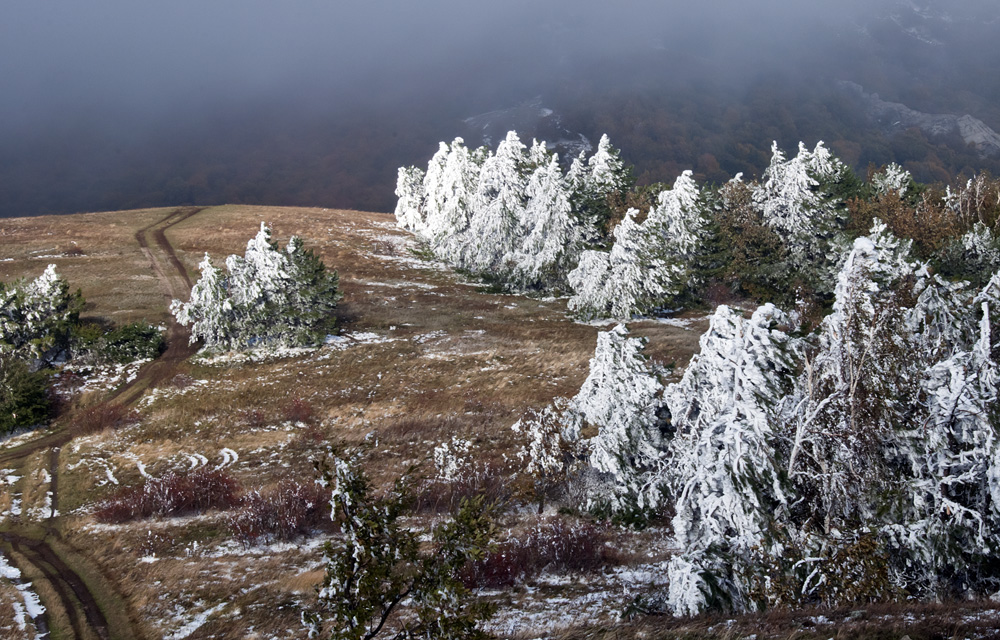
6, 204, 962, 639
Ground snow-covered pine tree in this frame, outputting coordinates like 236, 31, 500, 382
572, 323, 665, 513
566, 250, 613, 320
170, 254, 232, 348
752, 141, 845, 288
394, 165, 426, 233
887, 302, 1000, 597
172, 224, 341, 351
663, 304, 796, 615
0, 264, 82, 365
568, 135, 630, 243
643, 170, 707, 290
871, 162, 913, 197
423, 138, 481, 266
509, 153, 579, 290
466, 131, 528, 274
567, 173, 700, 320
786, 222, 917, 534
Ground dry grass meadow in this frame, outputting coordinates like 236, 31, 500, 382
7, 205, 999, 638
1, 205, 715, 639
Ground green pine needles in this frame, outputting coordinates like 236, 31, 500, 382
303, 446, 497, 640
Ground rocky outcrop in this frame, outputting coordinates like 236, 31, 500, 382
840, 81, 1000, 157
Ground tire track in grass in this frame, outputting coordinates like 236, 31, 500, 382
1, 206, 205, 639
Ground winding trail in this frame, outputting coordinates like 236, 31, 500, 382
0, 206, 203, 639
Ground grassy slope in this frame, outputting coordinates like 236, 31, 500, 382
1, 205, 707, 638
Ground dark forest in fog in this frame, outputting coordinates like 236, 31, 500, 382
2, 0, 1000, 218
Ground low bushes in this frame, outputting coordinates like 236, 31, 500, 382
228, 480, 329, 547
74, 321, 165, 365
462, 518, 614, 588
94, 468, 242, 523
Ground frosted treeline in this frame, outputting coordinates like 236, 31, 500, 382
395, 132, 628, 292
171, 223, 342, 350
0, 264, 81, 365
518, 220, 1000, 613
396, 136, 866, 318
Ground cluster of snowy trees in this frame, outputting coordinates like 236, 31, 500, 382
395, 131, 629, 291
0, 264, 82, 366
396, 135, 876, 318
518, 220, 1000, 613
171, 223, 342, 351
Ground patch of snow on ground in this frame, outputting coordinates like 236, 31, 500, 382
0, 553, 46, 625
165, 600, 227, 640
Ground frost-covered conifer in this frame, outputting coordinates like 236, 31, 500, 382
887, 305, 1000, 595
643, 170, 706, 289
172, 224, 341, 351
572, 323, 665, 512
906, 266, 976, 359
467, 131, 527, 274
588, 134, 627, 196
787, 222, 917, 530
567, 172, 701, 320
752, 142, 845, 286
394, 166, 426, 233
664, 304, 795, 615
170, 254, 231, 348
509, 154, 579, 289
423, 138, 481, 266
566, 250, 613, 319
0, 264, 82, 364
872, 162, 912, 197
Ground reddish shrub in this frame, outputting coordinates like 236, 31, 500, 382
239, 408, 268, 429
282, 397, 314, 424
462, 518, 612, 588
70, 402, 139, 434
94, 468, 242, 523
228, 480, 330, 546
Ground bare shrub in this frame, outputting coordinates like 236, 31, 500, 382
462, 518, 614, 588
239, 407, 268, 429
413, 463, 511, 514
282, 397, 314, 424
70, 402, 139, 435
94, 468, 242, 523
228, 480, 330, 547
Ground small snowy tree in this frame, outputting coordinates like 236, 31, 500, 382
171, 224, 341, 351
423, 138, 482, 266
567, 135, 631, 241
887, 305, 1000, 596
394, 166, 426, 233
0, 264, 82, 365
509, 153, 580, 290
663, 304, 796, 614
566, 250, 613, 319
752, 141, 846, 289
642, 170, 707, 290
466, 131, 528, 274
786, 222, 917, 533
871, 162, 913, 198
567, 173, 701, 320
572, 324, 665, 513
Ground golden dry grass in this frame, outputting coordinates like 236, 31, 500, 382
1, 204, 712, 639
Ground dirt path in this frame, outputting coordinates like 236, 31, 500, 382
0, 206, 203, 639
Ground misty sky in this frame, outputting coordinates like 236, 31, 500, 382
2, 0, 998, 217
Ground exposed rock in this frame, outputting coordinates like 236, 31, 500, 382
840, 81, 1000, 157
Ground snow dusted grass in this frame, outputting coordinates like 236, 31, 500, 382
4, 205, 718, 638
